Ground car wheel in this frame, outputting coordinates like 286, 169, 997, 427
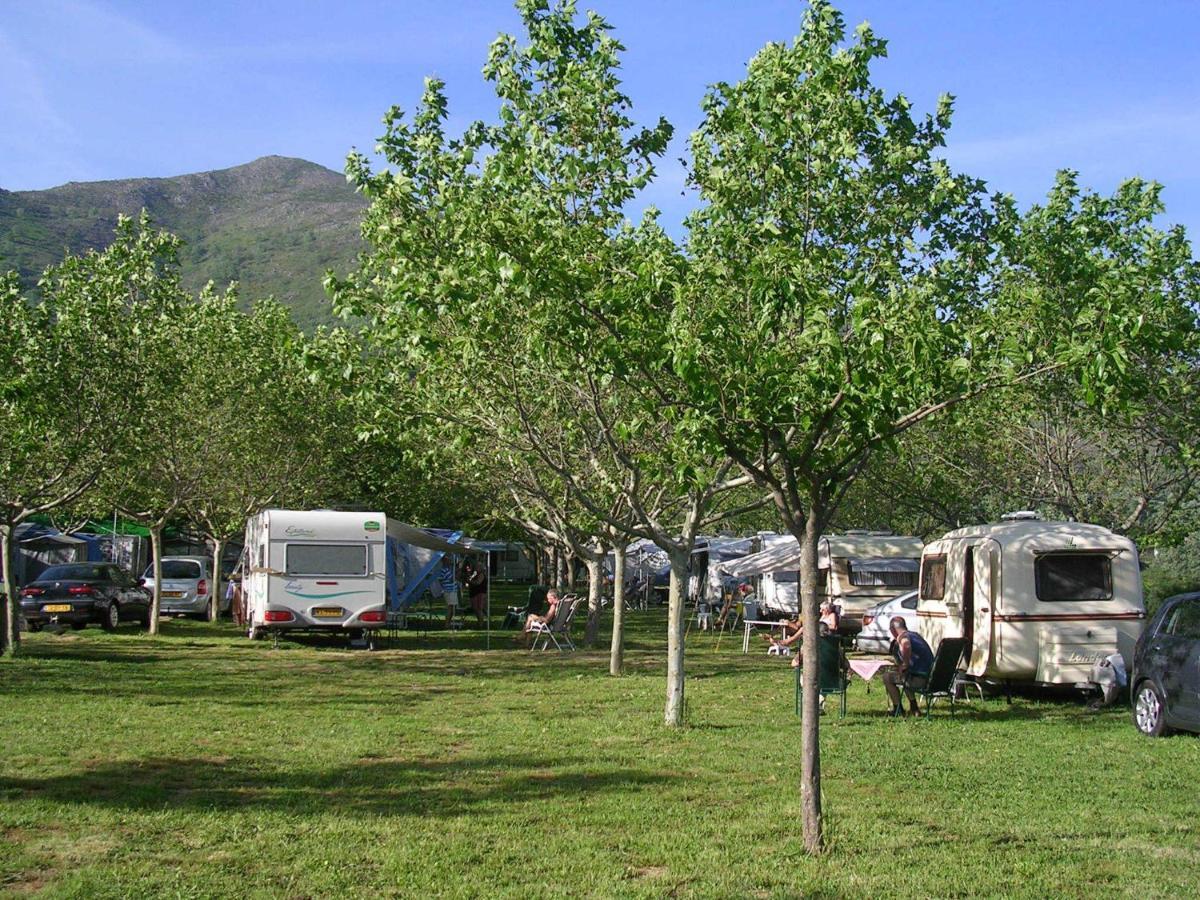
1133, 681, 1171, 737
140, 606, 153, 630
100, 602, 121, 631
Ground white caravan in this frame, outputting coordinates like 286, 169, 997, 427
243, 509, 389, 639
915, 516, 1146, 687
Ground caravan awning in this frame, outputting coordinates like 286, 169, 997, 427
718, 540, 801, 577
848, 557, 919, 573
18, 532, 85, 548
391, 522, 486, 556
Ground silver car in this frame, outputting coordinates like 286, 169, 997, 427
142, 556, 224, 617
854, 590, 919, 654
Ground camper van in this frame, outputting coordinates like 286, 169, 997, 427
243, 509, 389, 640
916, 516, 1146, 687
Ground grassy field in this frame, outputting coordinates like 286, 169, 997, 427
2, 586, 1197, 898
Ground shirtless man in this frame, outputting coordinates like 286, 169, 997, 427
522, 589, 561, 648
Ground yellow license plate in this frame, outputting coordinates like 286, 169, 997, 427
43, 604, 72, 613
312, 607, 344, 618
163, 591, 184, 598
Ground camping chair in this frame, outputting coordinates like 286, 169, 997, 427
504, 583, 548, 629
795, 634, 850, 718
904, 636, 968, 717
529, 595, 581, 652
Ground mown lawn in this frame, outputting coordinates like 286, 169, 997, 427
1, 588, 1197, 898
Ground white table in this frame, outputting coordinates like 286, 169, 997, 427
742, 619, 790, 653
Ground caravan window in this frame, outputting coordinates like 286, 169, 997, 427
920, 555, 946, 601
1035, 553, 1112, 602
848, 558, 917, 588
285, 544, 368, 577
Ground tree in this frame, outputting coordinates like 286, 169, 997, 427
0, 217, 164, 654
183, 295, 334, 620
328, 0, 703, 713
673, 2, 1197, 852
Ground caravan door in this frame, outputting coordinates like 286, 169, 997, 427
966, 540, 997, 677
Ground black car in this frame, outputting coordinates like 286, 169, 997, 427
20, 563, 152, 632
1130, 591, 1200, 736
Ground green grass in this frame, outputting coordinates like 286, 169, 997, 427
2, 585, 1197, 898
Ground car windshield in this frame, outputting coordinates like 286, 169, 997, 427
148, 560, 203, 579
39, 564, 105, 581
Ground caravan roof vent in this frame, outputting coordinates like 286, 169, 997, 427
1000, 510, 1041, 521
867, 530, 894, 536
844, 529, 870, 535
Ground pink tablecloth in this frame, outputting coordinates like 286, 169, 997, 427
848, 659, 891, 682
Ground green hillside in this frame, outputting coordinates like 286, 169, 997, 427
0, 156, 366, 330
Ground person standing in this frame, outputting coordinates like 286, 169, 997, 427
438, 556, 460, 629
464, 558, 487, 627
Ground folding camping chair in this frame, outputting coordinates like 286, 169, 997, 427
529, 595, 581, 652
795, 633, 850, 718
905, 637, 968, 717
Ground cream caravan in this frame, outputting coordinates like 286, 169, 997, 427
718, 531, 922, 631
916, 516, 1146, 687
819, 532, 923, 629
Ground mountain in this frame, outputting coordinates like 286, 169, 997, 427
0, 156, 366, 330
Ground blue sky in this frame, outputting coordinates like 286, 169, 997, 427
3, 0, 1199, 240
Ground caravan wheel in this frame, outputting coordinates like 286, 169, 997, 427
249, 626, 265, 641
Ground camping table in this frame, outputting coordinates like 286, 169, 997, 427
742, 619, 790, 653
847, 658, 892, 693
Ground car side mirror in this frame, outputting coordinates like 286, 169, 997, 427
137, 578, 146, 587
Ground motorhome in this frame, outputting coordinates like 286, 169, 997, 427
915, 515, 1146, 687
243, 509, 389, 640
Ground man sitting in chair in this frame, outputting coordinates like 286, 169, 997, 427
521, 589, 561, 648
881, 616, 934, 717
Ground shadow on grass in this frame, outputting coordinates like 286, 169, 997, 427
0, 753, 678, 818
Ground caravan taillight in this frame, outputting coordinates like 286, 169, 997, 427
360, 611, 386, 624
264, 610, 294, 623
197, 579, 208, 596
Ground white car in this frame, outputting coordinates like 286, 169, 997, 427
854, 590, 919, 654
142, 556, 225, 618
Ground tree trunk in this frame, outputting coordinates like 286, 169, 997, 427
609, 542, 626, 676
551, 546, 561, 589
565, 550, 577, 590
148, 523, 164, 636
1, 522, 20, 657
797, 503, 824, 854
209, 537, 223, 622
664, 547, 689, 727
584, 556, 603, 647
